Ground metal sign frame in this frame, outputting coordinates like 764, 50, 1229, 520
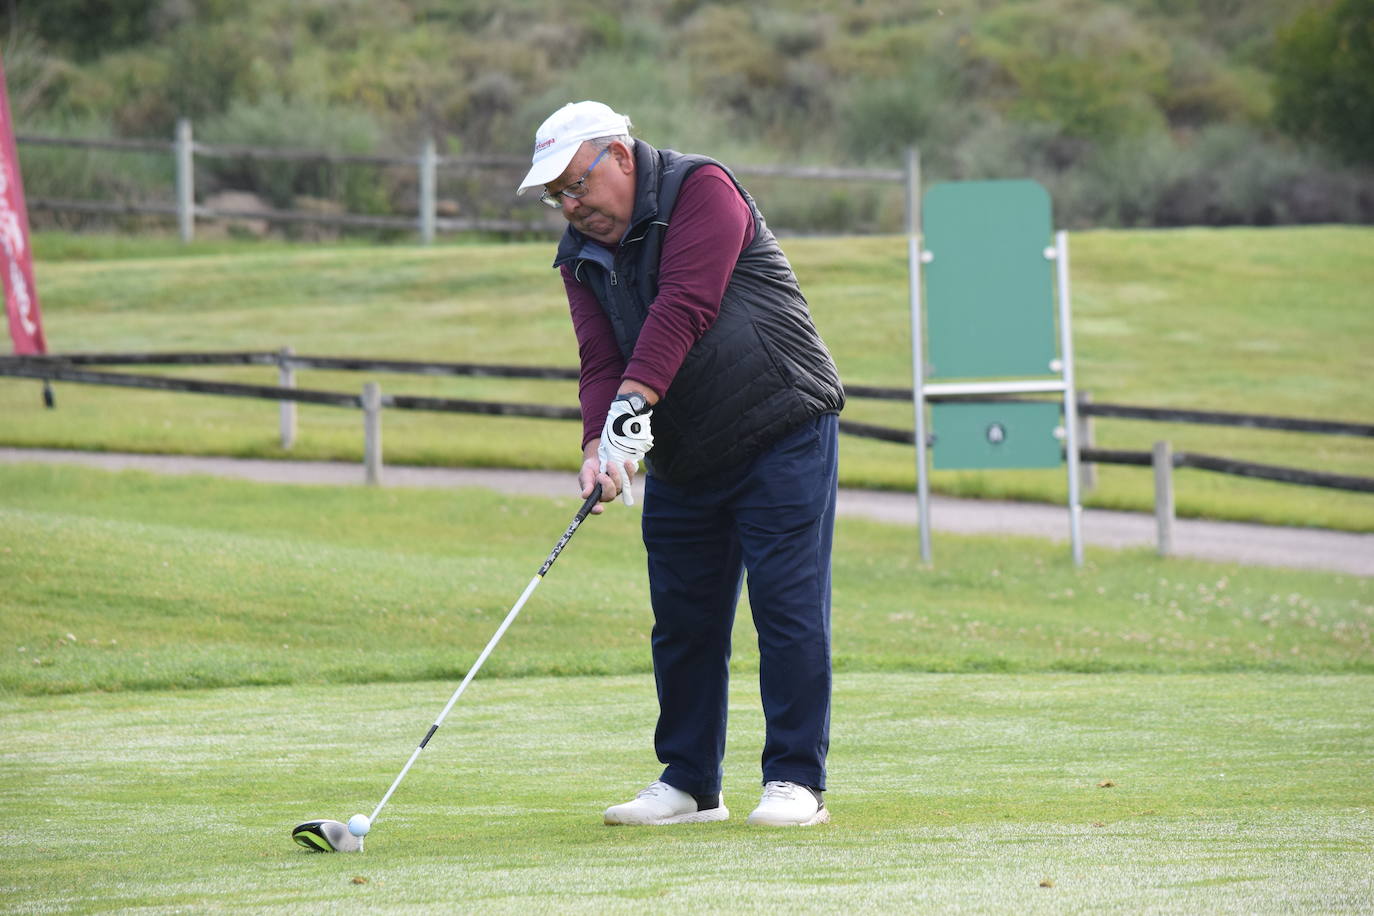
905, 165, 1083, 566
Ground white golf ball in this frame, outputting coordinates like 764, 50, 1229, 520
347, 814, 371, 837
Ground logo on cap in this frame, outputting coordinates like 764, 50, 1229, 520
535, 137, 557, 153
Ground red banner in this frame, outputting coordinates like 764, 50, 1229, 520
0, 52, 45, 355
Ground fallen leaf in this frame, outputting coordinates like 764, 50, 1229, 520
1098, 780, 1116, 788
1039, 879, 1055, 888
351, 876, 368, 885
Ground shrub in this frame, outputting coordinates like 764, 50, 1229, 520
1158, 36, 1272, 128
971, 0, 1170, 142
197, 95, 389, 216
1054, 129, 1185, 227
0, 0, 161, 61
1272, 0, 1374, 167
1152, 124, 1373, 225
677, 5, 787, 122
840, 66, 964, 166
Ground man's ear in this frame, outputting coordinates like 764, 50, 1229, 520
612, 140, 635, 174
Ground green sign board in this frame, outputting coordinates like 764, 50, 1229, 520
931, 401, 1063, 470
922, 180, 1056, 380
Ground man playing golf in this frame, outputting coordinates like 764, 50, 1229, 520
517, 101, 844, 827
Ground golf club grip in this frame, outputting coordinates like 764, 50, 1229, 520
578, 482, 604, 520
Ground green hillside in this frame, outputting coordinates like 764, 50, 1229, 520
7, 0, 1373, 231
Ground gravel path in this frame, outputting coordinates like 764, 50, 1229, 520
4, 447, 1370, 577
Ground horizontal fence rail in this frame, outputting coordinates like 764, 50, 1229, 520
13, 351, 582, 379
2, 353, 1370, 494
16, 134, 174, 153
1178, 451, 1374, 492
0, 359, 577, 419
844, 384, 1374, 438
0, 361, 363, 408
27, 198, 541, 234
30, 198, 180, 218
1080, 447, 1374, 493
837, 419, 915, 445
17, 129, 908, 243
16, 133, 906, 181
1081, 402, 1374, 438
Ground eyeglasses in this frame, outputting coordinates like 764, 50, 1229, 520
538, 148, 609, 209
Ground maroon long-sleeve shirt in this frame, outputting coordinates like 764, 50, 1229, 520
561, 165, 756, 448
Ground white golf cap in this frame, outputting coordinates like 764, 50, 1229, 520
516, 101, 632, 195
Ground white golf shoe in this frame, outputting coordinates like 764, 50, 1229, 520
603, 780, 729, 826
746, 781, 830, 826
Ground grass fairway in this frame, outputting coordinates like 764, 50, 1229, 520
3, 674, 1371, 913
3, 464, 1371, 696
5, 227, 1373, 530
2, 463, 1371, 912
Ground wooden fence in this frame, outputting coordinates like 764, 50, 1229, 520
17, 124, 907, 243
4, 353, 1370, 547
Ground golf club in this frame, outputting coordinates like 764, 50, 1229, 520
292, 483, 603, 853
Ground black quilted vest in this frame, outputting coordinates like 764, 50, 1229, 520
553, 141, 844, 484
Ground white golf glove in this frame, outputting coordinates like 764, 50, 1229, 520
598, 392, 654, 506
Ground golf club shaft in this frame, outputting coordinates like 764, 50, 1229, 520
368, 484, 603, 827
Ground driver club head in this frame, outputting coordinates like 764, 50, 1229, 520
292, 819, 362, 853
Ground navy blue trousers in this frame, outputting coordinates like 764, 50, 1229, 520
641, 412, 838, 796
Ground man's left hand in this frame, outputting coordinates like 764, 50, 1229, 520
598, 394, 654, 506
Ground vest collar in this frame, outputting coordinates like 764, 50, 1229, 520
554, 139, 664, 269
626, 139, 665, 231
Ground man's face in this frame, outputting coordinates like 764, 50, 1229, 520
545, 141, 635, 244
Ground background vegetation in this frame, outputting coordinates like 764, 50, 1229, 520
5, 0, 1373, 233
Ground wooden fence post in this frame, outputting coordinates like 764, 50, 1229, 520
278, 346, 296, 449
419, 136, 437, 245
1077, 390, 1096, 493
175, 118, 195, 244
1153, 440, 1174, 556
363, 381, 383, 486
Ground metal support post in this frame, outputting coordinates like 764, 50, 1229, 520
1054, 230, 1084, 567
905, 146, 932, 565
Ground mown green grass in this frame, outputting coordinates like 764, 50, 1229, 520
2, 464, 1370, 697
2, 673, 1370, 913
1, 458, 1370, 912
4, 226, 1373, 530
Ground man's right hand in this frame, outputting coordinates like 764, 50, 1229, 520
580, 456, 625, 514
